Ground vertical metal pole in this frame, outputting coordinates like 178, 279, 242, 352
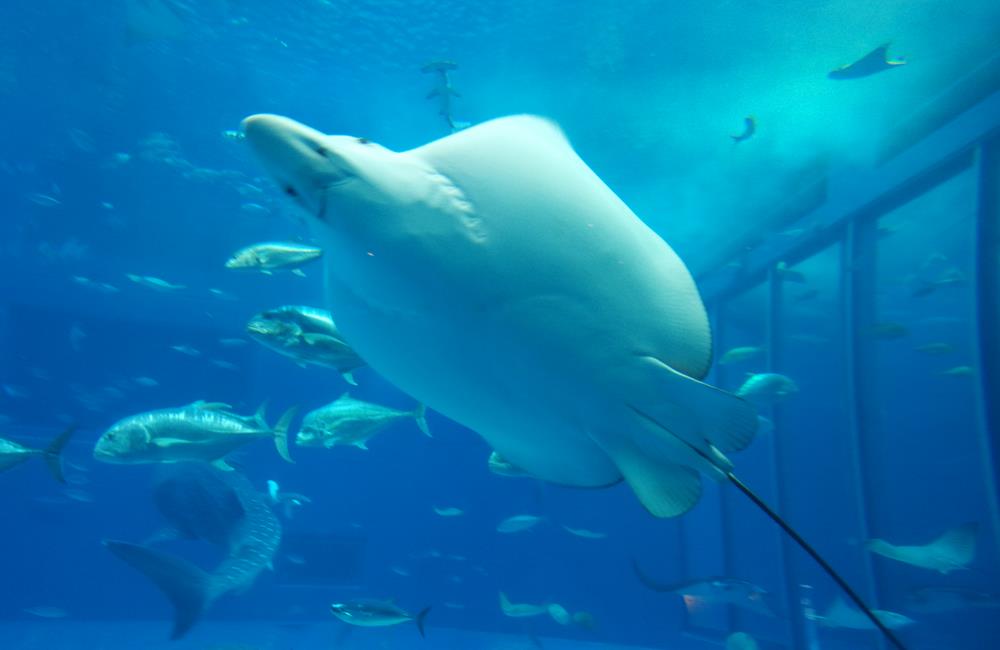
843, 219, 884, 649
766, 267, 801, 649
973, 139, 1000, 557
713, 306, 736, 636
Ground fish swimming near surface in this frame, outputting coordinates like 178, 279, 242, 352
828, 44, 906, 80
242, 113, 906, 647
93, 400, 296, 469
866, 522, 977, 574
0, 426, 75, 483
295, 393, 429, 450
730, 116, 756, 143
246, 305, 365, 385
104, 465, 281, 639
905, 586, 1000, 613
225, 241, 322, 276
422, 60, 464, 132
631, 558, 778, 617
810, 597, 915, 630
330, 599, 430, 637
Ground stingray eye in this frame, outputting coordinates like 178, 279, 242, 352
285, 185, 299, 198
314, 146, 329, 158
356, 137, 370, 145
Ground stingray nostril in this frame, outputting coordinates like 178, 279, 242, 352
314, 146, 329, 158
356, 137, 370, 145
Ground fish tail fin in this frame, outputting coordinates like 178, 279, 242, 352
414, 403, 431, 437
42, 425, 76, 484
727, 474, 908, 650
414, 606, 431, 638
931, 522, 978, 568
103, 540, 211, 640
272, 406, 298, 463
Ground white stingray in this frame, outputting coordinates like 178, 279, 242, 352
242, 114, 758, 518
867, 522, 978, 574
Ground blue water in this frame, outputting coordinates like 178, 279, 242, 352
1, 1, 999, 648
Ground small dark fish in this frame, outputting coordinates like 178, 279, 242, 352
906, 586, 1000, 613
829, 44, 906, 80
730, 116, 756, 143
868, 322, 909, 340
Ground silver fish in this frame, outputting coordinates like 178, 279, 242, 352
246, 305, 365, 384
93, 401, 295, 469
330, 599, 430, 637
496, 514, 544, 534
225, 241, 322, 274
296, 394, 429, 450
736, 373, 798, 406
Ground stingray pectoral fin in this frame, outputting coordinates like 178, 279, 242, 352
633, 355, 759, 454
932, 522, 978, 566
597, 433, 702, 517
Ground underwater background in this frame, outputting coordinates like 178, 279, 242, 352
1, 0, 999, 648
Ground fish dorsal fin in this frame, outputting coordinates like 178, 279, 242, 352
930, 522, 978, 564
825, 596, 861, 626
190, 401, 231, 411
254, 400, 270, 425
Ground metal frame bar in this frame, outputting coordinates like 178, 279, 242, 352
973, 136, 1000, 557
766, 266, 802, 649
843, 218, 884, 648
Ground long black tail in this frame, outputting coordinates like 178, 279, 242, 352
42, 425, 76, 484
103, 540, 211, 640
727, 472, 907, 650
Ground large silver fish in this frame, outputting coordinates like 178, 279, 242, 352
225, 241, 322, 275
104, 465, 281, 639
296, 393, 429, 450
246, 305, 365, 385
93, 400, 295, 469
330, 599, 430, 637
